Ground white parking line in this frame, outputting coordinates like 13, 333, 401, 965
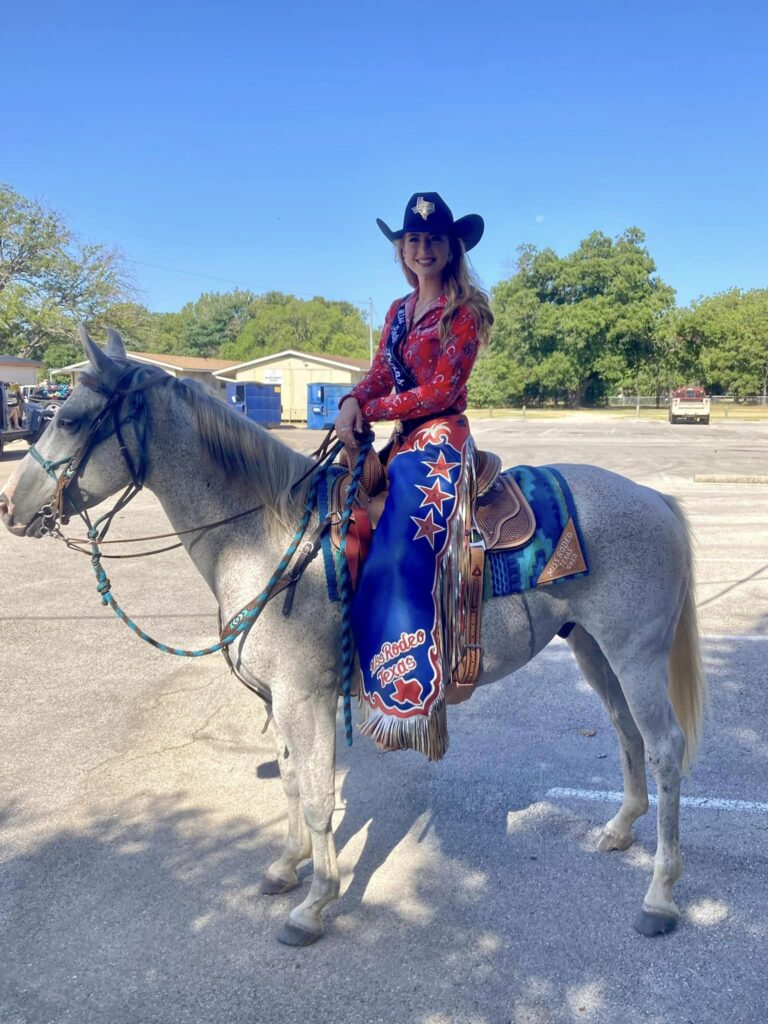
547, 787, 768, 815
703, 634, 768, 642
539, 634, 768, 650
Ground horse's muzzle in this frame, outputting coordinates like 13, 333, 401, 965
0, 492, 40, 537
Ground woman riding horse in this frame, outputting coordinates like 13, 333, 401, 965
335, 192, 494, 759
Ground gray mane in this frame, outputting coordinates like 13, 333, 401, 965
168, 376, 313, 525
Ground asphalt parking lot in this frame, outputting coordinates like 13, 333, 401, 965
1, 416, 767, 1024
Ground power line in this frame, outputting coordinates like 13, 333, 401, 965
129, 259, 253, 290
127, 257, 375, 313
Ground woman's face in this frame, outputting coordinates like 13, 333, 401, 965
402, 231, 451, 281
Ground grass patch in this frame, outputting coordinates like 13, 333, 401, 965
464, 406, 768, 422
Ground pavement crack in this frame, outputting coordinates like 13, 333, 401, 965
144, 675, 222, 710
84, 700, 233, 774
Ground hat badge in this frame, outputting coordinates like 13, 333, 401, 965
412, 196, 435, 221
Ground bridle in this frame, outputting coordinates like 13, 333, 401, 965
29, 365, 169, 540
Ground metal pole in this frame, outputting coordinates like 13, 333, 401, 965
368, 298, 374, 363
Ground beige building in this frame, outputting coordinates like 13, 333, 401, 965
0, 355, 43, 387
53, 352, 237, 398
216, 350, 370, 422
53, 348, 372, 424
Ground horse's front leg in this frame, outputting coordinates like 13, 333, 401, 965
261, 717, 311, 895
271, 684, 340, 946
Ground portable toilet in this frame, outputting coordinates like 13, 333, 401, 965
226, 382, 281, 427
307, 383, 350, 429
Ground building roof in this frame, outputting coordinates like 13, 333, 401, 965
217, 349, 371, 375
52, 351, 238, 374
0, 354, 43, 367
129, 351, 239, 371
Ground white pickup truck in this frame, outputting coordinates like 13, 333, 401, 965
668, 386, 710, 425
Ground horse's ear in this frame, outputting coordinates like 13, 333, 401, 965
78, 324, 118, 382
106, 328, 127, 359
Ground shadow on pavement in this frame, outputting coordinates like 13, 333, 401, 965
2, 637, 768, 1024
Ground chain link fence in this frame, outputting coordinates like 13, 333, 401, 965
608, 395, 768, 407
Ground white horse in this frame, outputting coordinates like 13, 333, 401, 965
0, 329, 706, 946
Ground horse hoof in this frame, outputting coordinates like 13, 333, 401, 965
633, 908, 678, 937
597, 829, 633, 853
261, 873, 300, 895
277, 921, 323, 946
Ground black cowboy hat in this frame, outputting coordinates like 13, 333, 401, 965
376, 192, 484, 252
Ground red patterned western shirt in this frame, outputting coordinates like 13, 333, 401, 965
347, 291, 480, 422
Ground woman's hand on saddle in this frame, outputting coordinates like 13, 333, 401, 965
335, 397, 366, 446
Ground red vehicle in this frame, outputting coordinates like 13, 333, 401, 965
669, 386, 710, 425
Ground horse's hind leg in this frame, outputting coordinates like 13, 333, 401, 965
261, 717, 312, 895
599, 642, 685, 936
566, 626, 649, 851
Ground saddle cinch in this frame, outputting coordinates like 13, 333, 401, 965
330, 440, 536, 703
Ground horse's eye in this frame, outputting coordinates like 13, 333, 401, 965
57, 417, 81, 433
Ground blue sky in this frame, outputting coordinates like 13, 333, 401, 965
4, 0, 767, 329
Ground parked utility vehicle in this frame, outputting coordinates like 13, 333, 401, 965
669, 386, 710, 425
0, 383, 48, 457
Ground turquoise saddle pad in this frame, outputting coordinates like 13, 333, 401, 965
486, 465, 588, 598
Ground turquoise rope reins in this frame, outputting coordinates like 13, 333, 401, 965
336, 433, 373, 745
86, 470, 322, 655
85, 442, 367, 744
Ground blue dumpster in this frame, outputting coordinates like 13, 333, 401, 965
307, 383, 350, 429
226, 382, 281, 427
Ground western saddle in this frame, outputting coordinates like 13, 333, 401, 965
329, 439, 536, 702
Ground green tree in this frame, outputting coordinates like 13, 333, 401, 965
492, 229, 674, 406
221, 292, 369, 361
178, 290, 256, 358
467, 349, 529, 408
675, 289, 768, 398
0, 183, 134, 362
0, 186, 67, 291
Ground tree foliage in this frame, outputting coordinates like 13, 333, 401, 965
467, 349, 529, 408
490, 229, 675, 405
673, 289, 768, 398
172, 290, 255, 358
220, 292, 369, 362
0, 183, 134, 366
137, 290, 370, 362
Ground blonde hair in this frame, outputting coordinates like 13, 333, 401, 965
395, 236, 494, 347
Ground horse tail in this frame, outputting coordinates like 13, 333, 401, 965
661, 494, 708, 770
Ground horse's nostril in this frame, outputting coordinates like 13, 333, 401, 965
0, 493, 14, 520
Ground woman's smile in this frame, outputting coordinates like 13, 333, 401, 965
403, 231, 450, 280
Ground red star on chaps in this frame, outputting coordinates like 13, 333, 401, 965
411, 509, 446, 548
423, 450, 460, 482
416, 479, 453, 515
393, 676, 423, 705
